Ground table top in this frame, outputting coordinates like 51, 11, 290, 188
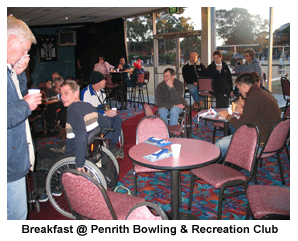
129, 138, 220, 171
198, 108, 240, 122
42, 98, 61, 105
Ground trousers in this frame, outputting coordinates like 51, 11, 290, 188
7, 176, 27, 220
159, 106, 184, 125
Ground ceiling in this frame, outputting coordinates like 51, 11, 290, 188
7, 7, 168, 27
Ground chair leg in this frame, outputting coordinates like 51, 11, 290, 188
276, 153, 286, 185
245, 202, 251, 220
188, 173, 195, 210
217, 188, 224, 220
132, 169, 137, 196
212, 126, 217, 144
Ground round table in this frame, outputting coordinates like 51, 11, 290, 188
128, 137, 220, 220
198, 108, 240, 136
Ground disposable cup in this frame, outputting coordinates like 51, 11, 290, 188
171, 144, 181, 158
112, 108, 117, 112
232, 102, 237, 113
28, 89, 40, 95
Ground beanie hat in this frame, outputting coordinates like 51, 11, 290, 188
133, 59, 143, 69
90, 71, 105, 85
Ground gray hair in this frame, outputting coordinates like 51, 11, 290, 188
7, 16, 37, 44
61, 80, 80, 93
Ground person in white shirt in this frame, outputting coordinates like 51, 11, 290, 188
93, 56, 114, 75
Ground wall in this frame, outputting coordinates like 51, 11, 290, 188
29, 27, 76, 87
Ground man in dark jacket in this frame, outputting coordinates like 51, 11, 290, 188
182, 52, 206, 109
215, 73, 281, 160
156, 68, 187, 125
7, 16, 41, 220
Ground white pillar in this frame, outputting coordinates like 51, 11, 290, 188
267, 7, 273, 92
201, 7, 212, 66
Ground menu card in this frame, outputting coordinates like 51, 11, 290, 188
143, 148, 172, 162
144, 137, 172, 147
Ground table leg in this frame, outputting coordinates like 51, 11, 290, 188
169, 170, 200, 220
171, 170, 180, 220
224, 122, 229, 136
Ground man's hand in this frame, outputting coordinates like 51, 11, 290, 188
219, 110, 229, 119
174, 104, 185, 109
193, 82, 198, 86
166, 78, 174, 88
77, 167, 86, 173
13, 55, 30, 75
105, 109, 117, 117
23, 93, 42, 111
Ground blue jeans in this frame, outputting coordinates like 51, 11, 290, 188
7, 177, 27, 220
187, 84, 203, 103
159, 106, 184, 125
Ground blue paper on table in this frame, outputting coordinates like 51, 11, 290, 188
144, 137, 172, 147
143, 148, 173, 162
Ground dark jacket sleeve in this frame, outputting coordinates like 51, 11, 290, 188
67, 107, 88, 168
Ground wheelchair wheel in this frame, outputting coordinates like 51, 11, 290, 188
92, 146, 119, 175
120, 128, 124, 147
46, 157, 107, 219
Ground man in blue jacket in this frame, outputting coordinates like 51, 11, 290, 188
7, 16, 42, 220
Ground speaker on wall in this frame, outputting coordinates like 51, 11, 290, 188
58, 31, 76, 46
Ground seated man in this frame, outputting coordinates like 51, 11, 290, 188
182, 52, 206, 109
215, 73, 281, 161
155, 68, 187, 125
80, 71, 123, 158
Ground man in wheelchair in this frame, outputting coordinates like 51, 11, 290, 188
81, 71, 123, 159
60, 80, 123, 172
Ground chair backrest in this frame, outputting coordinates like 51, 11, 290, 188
105, 74, 113, 86
143, 103, 154, 116
198, 78, 213, 92
61, 169, 117, 220
144, 71, 150, 81
283, 104, 290, 118
281, 77, 290, 97
136, 73, 145, 84
261, 117, 290, 157
225, 124, 259, 173
136, 115, 169, 144
125, 202, 168, 220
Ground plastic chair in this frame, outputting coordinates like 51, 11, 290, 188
281, 76, 290, 108
60, 169, 168, 220
246, 185, 290, 220
188, 124, 259, 219
133, 115, 169, 196
198, 78, 214, 109
254, 117, 290, 185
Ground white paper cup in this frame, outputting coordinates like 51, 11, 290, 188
112, 107, 117, 112
242, 59, 246, 64
28, 89, 40, 95
171, 144, 181, 158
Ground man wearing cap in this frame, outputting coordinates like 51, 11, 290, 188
81, 71, 123, 158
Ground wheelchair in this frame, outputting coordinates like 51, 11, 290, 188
45, 126, 119, 219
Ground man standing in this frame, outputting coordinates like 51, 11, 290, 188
7, 16, 42, 219
81, 71, 123, 158
215, 73, 281, 160
182, 52, 206, 109
156, 68, 187, 125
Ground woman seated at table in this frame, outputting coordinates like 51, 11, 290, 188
125, 59, 145, 87
205, 50, 233, 108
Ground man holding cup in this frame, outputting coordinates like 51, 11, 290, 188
7, 16, 42, 219
81, 71, 123, 158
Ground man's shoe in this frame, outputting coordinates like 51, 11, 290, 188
39, 193, 48, 202
52, 190, 62, 197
